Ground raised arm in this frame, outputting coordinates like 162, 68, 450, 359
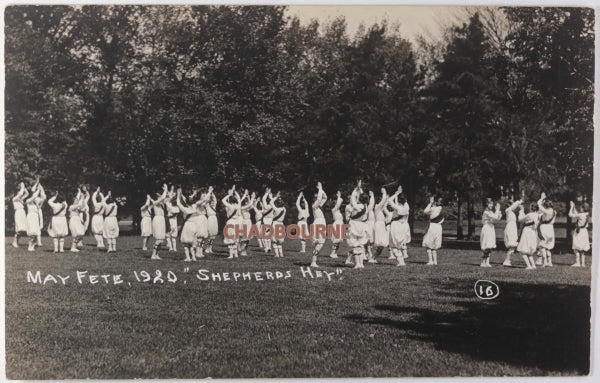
537, 193, 552, 215
423, 196, 434, 214
568, 201, 578, 218
141, 195, 152, 211
151, 184, 169, 205
333, 191, 343, 211
26, 187, 40, 204
296, 193, 304, 212
376, 188, 388, 209
262, 188, 271, 208
350, 185, 362, 211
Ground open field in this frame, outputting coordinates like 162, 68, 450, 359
4, 234, 592, 379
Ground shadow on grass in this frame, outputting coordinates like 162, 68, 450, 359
344, 280, 590, 375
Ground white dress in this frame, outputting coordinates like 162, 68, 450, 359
373, 208, 389, 247
206, 204, 219, 237
103, 203, 119, 239
151, 204, 166, 240
195, 205, 208, 239
422, 204, 443, 250
297, 208, 309, 240
68, 205, 85, 237
272, 207, 286, 245
516, 212, 539, 255
48, 201, 69, 238
13, 200, 28, 233
223, 206, 242, 245
91, 204, 105, 235
572, 213, 590, 252
179, 206, 198, 245
26, 201, 41, 236
140, 206, 152, 237
480, 209, 502, 250
330, 208, 344, 244
389, 203, 411, 249
312, 207, 327, 245
241, 209, 253, 240
347, 205, 369, 248
537, 210, 556, 250
504, 208, 519, 249
166, 203, 180, 237
365, 208, 375, 243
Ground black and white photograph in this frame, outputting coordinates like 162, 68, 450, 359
2, 1, 596, 379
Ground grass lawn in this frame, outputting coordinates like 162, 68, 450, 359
4, 234, 592, 378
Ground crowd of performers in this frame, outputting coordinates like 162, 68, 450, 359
11, 179, 592, 269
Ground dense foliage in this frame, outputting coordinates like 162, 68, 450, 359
5, 6, 594, 236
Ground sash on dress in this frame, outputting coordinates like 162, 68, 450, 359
387, 214, 407, 227
519, 221, 534, 241
537, 211, 556, 240
273, 210, 285, 222
104, 205, 116, 217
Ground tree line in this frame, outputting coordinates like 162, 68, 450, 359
4, 5, 594, 238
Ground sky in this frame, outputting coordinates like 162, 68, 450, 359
285, 5, 469, 42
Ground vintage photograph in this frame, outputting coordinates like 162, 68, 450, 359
3, 3, 595, 379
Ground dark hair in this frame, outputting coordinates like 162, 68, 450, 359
359, 193, 369, 205
543, 199, 553, 209
581, 202, 590, 213
397, 195, 406, 205
530, 203, 539, 212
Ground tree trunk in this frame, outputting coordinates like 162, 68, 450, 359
565, 196, 572, 242
467, 195, 475, 240
456, 195, 464, 239
407, 186, 416, 236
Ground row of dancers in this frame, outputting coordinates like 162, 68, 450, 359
11, 181, 120, 252
11, 180, 592, 268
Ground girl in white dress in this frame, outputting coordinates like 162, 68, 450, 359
373, 188, 389, 257
502, 199, 522, 266
194, 191, 211, 257
47, 192, 69, 252
34, 182, 47, 246
222, 186, 243, 259
25, 185, 42, 251
238, 191, 256, 256
296, 192, 310, 253
12, 182, 29, 248
91, 187, 107, 249
422, 196, 444, 265
310, 182, 328, 267
271, 192, 287, 258
329, 191, 344, 258
165, 188, 180, 252
365, 191, 376, 263
68, 189, 85, 252
569, 201, 591, 267
516, 203, 540, 269
388, 188, 411, 266
188, 189, 210, 259
480, 198, 502, 267
77, 187, 90, 248
176, 188, 203, 261
206, 190, 219, 254
344, 199, 355, 265
253, 200, 265, 251
261, 189, 275, 253
150, 184, 169, 260
140, 195, 153, 250
103, 193, 120, 252
347, 181, 369, 269
537, 193, 556, 267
